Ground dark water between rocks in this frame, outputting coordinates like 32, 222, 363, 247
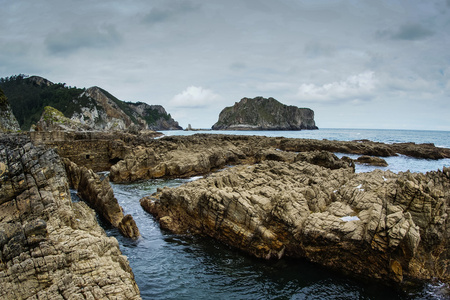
105, 129, 450, 299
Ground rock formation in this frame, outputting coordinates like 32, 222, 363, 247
63, 158, 140, 239
0, 74, 181, 131
108, 134, 450, 183
212, 97, 318, 130
0, 88, 20, 132
0, 134, 140, 299
33, 106, 92, 132
141, 157, 450, 287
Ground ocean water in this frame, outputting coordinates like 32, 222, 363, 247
106, 129, 450, 299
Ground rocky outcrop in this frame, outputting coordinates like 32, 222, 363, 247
109, 134, 450, 183
127, 102, 182, 130
0, 134, 140, 299
63, 158, 140, 239
141, 158, 450, 287
29, 130, 162, 172
33, 106, 92, 132
355, 155, 388, 167
0, 74, 182, 131
0, 88, 20, 132
212, 97, 318, 130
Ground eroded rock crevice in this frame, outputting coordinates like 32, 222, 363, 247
0, 134, 141, 299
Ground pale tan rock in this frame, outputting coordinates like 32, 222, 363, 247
142, 159, 450, 286
0, 134, 140, 299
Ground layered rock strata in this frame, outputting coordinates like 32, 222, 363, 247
109, 134, 450, 183
63, 158, 140, 239
141, 159, 450, 286
0, 134, 140, 299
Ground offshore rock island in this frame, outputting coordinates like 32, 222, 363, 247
212, 97, 318, 130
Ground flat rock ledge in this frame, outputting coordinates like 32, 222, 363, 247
109, 134, 450, 183
141, 159, 450, 288
0, 134, 140, 299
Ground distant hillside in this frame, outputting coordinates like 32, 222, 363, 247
212, 97, 318, 130
0, 74, 182, 131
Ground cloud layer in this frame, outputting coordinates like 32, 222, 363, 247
1, 0, 449, 130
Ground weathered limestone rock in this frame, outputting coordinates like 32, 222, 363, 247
110, 134, 449, 183
0, 134, 140, 299
33, 106, 91, 132
63, 158, 140, 239
141, 159, 450, 287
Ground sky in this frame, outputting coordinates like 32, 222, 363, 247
1, 0, 450, 130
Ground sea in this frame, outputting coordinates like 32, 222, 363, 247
99, 129, 450, 300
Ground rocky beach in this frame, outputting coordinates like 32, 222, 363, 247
1, 130, 450, 298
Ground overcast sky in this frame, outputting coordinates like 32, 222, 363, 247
1, 0, 449, 130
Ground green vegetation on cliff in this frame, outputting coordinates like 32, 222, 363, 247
0, 75, 93, 130
212, 97, 318, 130
0, 74, 180, 131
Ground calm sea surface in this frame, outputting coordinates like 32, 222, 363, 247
104, 129, 450, 299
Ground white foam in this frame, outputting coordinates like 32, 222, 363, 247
340, 216, 360, 222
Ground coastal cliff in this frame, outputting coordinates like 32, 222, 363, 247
212, 97, 318, 130
0, 134, 140, 299
0, 74, 181, 131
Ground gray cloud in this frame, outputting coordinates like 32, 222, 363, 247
142, 1, 200, 24
45, 25, 122, 55
2, 0, 449, 130
377, 23, 434, 41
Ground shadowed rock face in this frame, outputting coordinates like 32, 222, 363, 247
212, 97, 318, 130
63, 158, 140, 239
0, 134, 140, 299
0, 88, 20, 133
142, 159, 450, 287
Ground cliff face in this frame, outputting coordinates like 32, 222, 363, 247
0, 75, 181, 131
0, 88, 20, 132
0, 134, 140, 299
212, 97, 318, 130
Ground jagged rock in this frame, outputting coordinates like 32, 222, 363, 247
63, 158, 140, 239
108, 134, 450, 183
212, 97, 318, 130
0, 134, 140, 299
141, 159, 450, 287
295, 150, 355, 170
0, 88, 20, 132
34, 106, 91, 131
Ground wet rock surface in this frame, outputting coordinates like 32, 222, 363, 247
0, 134, 140, 299
142, 158, 450, 287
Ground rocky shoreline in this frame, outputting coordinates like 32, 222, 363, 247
1, 131, 450, 298
0, 134, 140, 299
142, 155, 450, 287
